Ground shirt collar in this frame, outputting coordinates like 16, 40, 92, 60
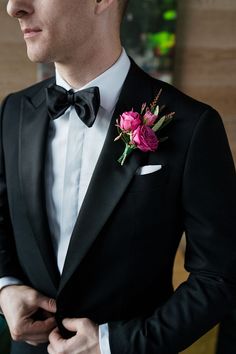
55, 48, 130, 113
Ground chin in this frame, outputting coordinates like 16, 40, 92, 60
26, 45, 53, 64
27, 53, 52, 64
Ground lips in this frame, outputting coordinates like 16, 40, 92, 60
22, 27, 42, 38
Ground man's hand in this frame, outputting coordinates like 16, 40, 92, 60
48, 318, 100, 354
0, 284, 57, 345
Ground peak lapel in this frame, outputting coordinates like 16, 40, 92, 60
59, 61, 159, 292
19, 88, 60, 289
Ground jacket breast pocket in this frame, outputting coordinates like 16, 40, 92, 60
127, 165, 169, 193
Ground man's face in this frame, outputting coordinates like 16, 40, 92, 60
7, 0, 96, 63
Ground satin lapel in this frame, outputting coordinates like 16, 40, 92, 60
19, 89, 60, 289
59, 62, 159, 292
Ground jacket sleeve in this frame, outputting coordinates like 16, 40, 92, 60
108, 108, 236, 354
0, 97, 22, 279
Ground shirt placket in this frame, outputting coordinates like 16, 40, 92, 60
58, 108, 86, 273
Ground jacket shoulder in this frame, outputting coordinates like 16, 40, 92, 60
150, 76, 212, 117
11, 77, 54, 98
132, 65, 223, 152
130, 60, 214, 126
1, 77, 55, 110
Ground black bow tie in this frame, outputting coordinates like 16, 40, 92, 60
45, 84, 100, 127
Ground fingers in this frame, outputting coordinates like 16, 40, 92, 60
26, 315, 57, 335
38, 295, 57, 314
11, 316, 57, 343
62, 318, 80, 332
48, 327, 67, 354
62, 317, 98, 333
49, 327, 65, 343
0, 285, 57, 345
48, 319, 100, 354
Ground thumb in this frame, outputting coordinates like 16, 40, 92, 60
38, 295, 57, 314
62, 318, 78, 332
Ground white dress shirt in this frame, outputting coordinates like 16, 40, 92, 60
45, 50, 130, 273
0, 49, 131, 354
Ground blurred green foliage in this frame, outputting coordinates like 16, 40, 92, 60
121, 0, 177, 53
121, 0, 177, 79
147, 32, 175, 55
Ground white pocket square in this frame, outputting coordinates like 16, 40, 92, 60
135, 165, 162, 175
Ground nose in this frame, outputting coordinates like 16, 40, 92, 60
7, 0, 33, 18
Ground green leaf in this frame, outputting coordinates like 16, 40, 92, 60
156, 113, 175, 131
159, 115, 174, 130
153, 105, 159, 116
152, 115, 166, 132
114, 132, 122, 141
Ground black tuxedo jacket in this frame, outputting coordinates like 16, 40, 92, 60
0, 61, 236, 354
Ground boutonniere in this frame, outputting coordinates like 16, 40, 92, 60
114, 89, 175, 165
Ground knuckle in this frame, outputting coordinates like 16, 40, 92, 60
11, 327, 23, 341
81, 317, 88, 326
81, 317, 91, 328
28, 292, 37, 304
48, 297, 55, 309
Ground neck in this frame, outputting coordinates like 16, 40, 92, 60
55, 40, 122, 89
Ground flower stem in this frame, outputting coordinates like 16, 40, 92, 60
118, 144, 135, 165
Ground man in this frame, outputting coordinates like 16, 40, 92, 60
0, 0, 235, 353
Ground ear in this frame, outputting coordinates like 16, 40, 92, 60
94, 0, 117, 15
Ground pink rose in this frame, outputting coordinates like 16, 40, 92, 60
119, 110, 141, 131
132, 125, 159, 152
143, 108, 158, 126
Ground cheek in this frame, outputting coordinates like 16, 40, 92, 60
37, 3, 96, 55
